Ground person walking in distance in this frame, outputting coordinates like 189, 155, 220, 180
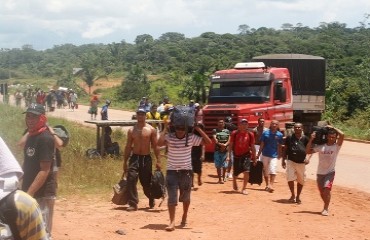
191, 123, 206, 187
228, 119, 256, 195
282, 123, 310, 204
101, 99, 111, 120
257, 120, 284, 193
158, 122, 211, 231
253, 117, 268, 161
21, 103, 56, 238
224, 116, 237, 179
212, 119, 230, 183
306, 125, 344, 216
123, 108, 161, 211
89, 95, 99, 120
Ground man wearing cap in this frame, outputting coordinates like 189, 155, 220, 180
21, 103, 56, 238
0, 137, 49, 239
228, 119, 256, 195
123, 107, 161, 211
101, 99, 111, 120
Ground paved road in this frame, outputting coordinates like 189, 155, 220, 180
2, 96, 370, 193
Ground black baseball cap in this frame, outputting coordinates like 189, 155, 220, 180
136, 108, 146, 113
23, 103, 45, 115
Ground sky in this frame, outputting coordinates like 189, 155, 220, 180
1, 0, 370, 50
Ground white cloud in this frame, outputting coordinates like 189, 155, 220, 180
0, 0, 369, 49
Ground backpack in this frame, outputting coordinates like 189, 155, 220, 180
151, 170, 166, 200
170, 105, 195, 128
170, 105, 195, 146
85, 148, 101, 159
53, 125, 70, 147
285, 135, 307, 162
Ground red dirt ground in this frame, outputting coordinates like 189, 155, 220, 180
53, 162, 370, 240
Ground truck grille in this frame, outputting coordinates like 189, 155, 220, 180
203, 111, 238, 136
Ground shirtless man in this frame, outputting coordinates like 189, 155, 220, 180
123, 107, 161, 211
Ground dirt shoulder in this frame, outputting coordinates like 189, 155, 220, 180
53, 162, 370, 240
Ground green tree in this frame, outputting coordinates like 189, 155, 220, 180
116, 66, 150, 101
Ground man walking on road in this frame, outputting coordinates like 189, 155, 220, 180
257, 120, 283, 193
158, 121, 211, 231
228, 119, 256, 195
123, 107, 161, 211
282, 123, 310, 204
306, 125, 344, 216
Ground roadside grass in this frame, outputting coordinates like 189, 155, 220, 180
0, 103, 167, 200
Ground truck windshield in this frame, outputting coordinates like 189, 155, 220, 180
208, 81, 271, 104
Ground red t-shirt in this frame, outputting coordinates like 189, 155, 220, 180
230, 130, 255, 156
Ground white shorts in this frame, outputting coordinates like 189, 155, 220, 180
255, 145, 261, 161
286, 160, 306, 185
261, 155, 278, 175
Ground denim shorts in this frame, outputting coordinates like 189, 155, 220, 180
214, 151, 228, 168
166, 170, 192, 206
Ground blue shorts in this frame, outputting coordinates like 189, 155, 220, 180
166, 170, 192, 206
214, 151, 228, 168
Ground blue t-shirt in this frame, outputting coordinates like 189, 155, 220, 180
260, 129, 283, 158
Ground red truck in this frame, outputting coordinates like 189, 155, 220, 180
202, 54, 326, 157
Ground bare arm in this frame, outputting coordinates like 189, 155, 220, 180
27, 161, 51, 197
157, 122, 168, 147
150, 127, 161, 170
277, 143, 282, 159
123, 128, 133, 173
48, 126, 64, 149
330, 126, 344, 146
17, 132, 29, 148
257, 141, 264, 159
195, 126, 212, 146
306, 132, 316, 154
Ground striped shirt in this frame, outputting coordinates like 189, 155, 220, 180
165, 133, 202, 170
14, 190, 48, 240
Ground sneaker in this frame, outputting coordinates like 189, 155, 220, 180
126, 205, 138, 212
241, 189, 248, 195
321, 209, 329, 216
149, 199, 155, 209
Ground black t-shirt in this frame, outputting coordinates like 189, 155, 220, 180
285, 134, 309, 163
22, 131, 56, 198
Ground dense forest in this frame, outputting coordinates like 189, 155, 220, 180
0, 20, 370, 138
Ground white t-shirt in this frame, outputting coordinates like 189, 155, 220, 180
313, 143, 342, 175
165, 133, 202, 170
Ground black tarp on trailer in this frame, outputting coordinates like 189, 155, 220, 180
252, 54, 325, 96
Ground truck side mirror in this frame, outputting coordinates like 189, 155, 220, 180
274, 83, 287, 103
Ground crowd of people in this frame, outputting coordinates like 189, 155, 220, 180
119, 99, 345, 232
13, 87, 78, 112
0, 93, 345, 237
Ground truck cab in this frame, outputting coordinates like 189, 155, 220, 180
202, 54, 325, 157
